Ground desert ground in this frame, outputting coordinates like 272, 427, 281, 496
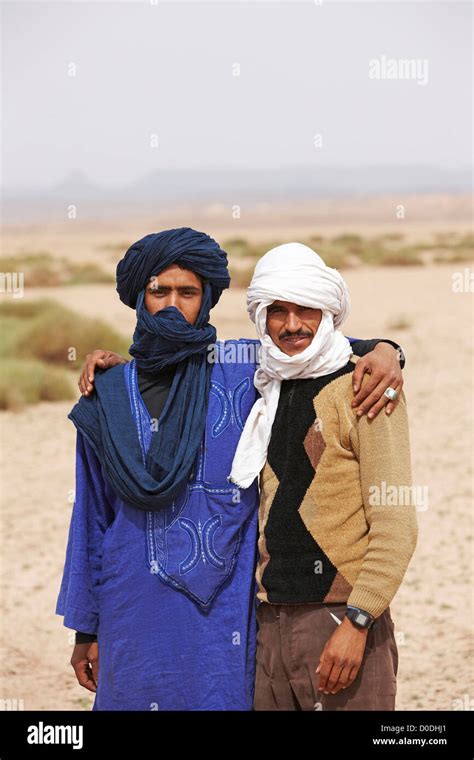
0, 199, 473, 711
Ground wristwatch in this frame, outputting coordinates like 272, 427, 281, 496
345, 605, 375, 630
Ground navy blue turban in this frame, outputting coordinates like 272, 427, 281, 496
69, 227, 232, 510
116, 227, 230, 310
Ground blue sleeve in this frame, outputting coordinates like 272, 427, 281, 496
55, 431, 115, 635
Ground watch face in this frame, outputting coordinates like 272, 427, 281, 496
354, 611, 368, 626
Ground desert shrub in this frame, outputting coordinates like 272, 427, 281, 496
0, 359, 74, 410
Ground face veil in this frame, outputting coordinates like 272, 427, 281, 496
69, 227, 231, 510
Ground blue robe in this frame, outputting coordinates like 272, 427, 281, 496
55, 340, 260, 710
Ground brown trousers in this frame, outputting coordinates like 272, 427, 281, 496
254, 602, 398, 711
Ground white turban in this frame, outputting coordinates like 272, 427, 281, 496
228, 242, 352, 489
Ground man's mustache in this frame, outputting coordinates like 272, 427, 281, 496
279, 330, 313, 340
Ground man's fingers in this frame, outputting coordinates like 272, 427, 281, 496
352, 359, 370, 394
78, 351, 110, 396
78, 355, 94, 396
91, 353, 116, 374
385, 379, 403, 415
366, 378, 403, 418
349, 664, 360, 684
337, 665, 353, 691
325, 663, 343, 694
85, 355, 98, 384
73, 660, 97, 693
354, 377, 388, 417
79, 371, 91, 396
321, 661, 361, 696
330, 664, 359, 694
316, 657, 334, 693
355, 378, 392, 417
352, 370, 383, 408
364, 394, 389, 420
90, 654, 99, 688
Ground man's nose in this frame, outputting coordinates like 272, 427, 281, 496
285, 311, 303, 333
163, 292, 179, 309
157, 292, 181, 314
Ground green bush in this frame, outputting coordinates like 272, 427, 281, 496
0, 300, 131, 410
0, 359, 74, 410
0, 253, 114, 286
0, 300, 129, 368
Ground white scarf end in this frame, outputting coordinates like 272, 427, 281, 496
226, 473, 255, 490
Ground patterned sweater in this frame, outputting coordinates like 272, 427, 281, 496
256, 358, 418, 618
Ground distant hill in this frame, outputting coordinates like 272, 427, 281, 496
2, 165, 472, 223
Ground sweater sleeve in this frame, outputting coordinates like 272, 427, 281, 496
347, 386, 418, 618
55, 432, 115, 636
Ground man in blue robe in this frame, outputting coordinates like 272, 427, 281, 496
56, 227, 405, 711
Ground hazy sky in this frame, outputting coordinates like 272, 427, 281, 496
2, 0, 472, 189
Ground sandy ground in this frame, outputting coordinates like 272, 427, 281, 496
2, 194, 472, 270
1, 260, 473, 711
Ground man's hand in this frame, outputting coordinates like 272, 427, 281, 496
78, 350, 127, 396
70, 642, 99, 693
316, 617, 368, 695
352, 342, 403, 418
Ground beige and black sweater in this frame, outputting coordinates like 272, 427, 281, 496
256, 358, 418, 619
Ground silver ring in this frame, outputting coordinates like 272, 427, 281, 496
384, 386, 398, 401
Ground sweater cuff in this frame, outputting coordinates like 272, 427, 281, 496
346, 587, 390, 619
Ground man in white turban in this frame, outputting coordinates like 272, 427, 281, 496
229, 242, 418, 711
229, 242, 353, 489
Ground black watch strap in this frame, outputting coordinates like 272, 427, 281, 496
345, 605, 375, 629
